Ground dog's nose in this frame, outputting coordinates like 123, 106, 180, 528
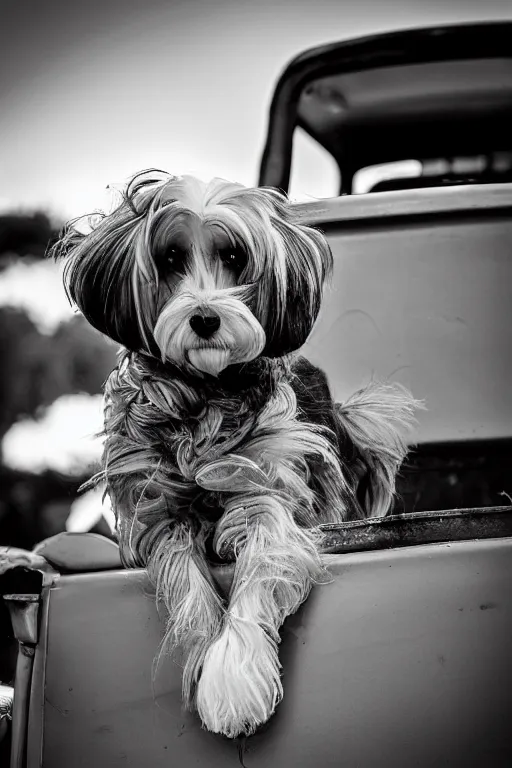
189, 313, 221, 339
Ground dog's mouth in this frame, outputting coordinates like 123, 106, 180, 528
187, 346, 232, 376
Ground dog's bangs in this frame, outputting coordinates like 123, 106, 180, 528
146, 206, 189, 252
124, 170, 177, 213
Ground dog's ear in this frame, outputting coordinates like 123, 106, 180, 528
260, 203, 333, 358
49, 208, 159, 355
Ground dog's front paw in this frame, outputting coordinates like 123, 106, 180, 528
196, 613, 282, 738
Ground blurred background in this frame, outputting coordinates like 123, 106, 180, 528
1, 0, 512, 549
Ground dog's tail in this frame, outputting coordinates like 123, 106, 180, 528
335, 382, 424, 518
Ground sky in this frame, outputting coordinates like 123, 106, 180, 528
1, 0, 512, 219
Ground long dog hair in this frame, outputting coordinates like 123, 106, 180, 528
50, 170, 420, 738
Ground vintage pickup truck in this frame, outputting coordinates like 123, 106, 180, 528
1, 20, 511, 768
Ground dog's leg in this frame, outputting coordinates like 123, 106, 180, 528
101, 365, 228, 707
123, 513, 226, 708
195, 493, 325, 738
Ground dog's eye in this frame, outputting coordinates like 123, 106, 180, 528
157, 245, 187, 272
166, 247, 185, 264
219, 247, 247, 275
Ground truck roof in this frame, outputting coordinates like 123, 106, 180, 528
259, 21, 512, 193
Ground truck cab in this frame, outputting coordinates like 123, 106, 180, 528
259, 21, 512, 195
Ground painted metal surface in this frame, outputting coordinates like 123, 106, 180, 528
29, 537, 512, 767
294, 182, 512, 225
300, 187, 512, 444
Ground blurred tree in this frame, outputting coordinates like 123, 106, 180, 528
0, 211, 117, 548
0, 466, 112, 549
0, 307, 51, 438
0, 211, 57, 267
0, 309, 117, 441
52, 316, 117, 396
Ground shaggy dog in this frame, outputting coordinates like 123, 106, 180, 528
51, 171, 419, 738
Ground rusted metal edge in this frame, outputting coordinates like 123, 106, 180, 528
320, 505, 512, 553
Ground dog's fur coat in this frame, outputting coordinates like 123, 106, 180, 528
51, 171, 419, 738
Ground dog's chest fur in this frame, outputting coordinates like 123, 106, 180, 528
166, 357, 346, 523
104, 353, 358, 561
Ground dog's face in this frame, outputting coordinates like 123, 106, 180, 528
54, 172, 332, 377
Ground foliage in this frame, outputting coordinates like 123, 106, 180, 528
0, 309, 116, 441
0, 211, 55, 265
0, 211, 117, 546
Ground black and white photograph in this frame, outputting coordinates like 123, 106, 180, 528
0, 0, 511, 765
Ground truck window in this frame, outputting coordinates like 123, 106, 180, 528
289, 127, 340, 201
353, 160, 422, 194
354, 153, 512, 194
